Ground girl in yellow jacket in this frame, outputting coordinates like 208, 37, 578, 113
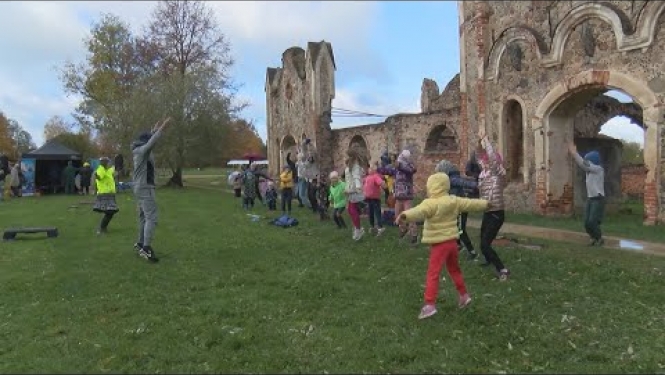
92, 157, 119, 235
396, 172, 488, 320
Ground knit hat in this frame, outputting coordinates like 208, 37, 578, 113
434, 160, 459, 175
399, 149, 411, 159
584, 151, 601, 166
329, 171, 339, 179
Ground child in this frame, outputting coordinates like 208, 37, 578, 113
308, 176, 320, 214
265, 181, 278, 211
476, 128, 510, 280
317, 175, 330, 220
233, 173, 242, 198
241, 165, 257, 210
363, 163, 386, 236
328, 171, 348, 229
396, 172, 488, 320
567, 142, 605, 246
279, 165, 294, 215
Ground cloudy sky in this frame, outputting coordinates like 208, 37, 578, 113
0, 1, 644, 148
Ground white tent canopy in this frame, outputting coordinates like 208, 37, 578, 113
226, 159, 268, 166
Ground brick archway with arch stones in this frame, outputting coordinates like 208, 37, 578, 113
533, 70, 662, 225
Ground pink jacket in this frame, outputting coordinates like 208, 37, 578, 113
363, 173, 384, 200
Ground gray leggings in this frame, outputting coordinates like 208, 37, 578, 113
135, 188, 158, 247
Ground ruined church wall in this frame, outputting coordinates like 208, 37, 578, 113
462, 1, 665, 221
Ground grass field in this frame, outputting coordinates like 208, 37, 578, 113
1, 188, 664, 373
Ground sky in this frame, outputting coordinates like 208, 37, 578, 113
0, 1, 645, 149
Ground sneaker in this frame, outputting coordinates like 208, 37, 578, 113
595, 238, 605, 247
467, 250, 479, 261
133, 243, 143, 252
376, 227, 386, 237
498, 269, 510, 281
418, 304, 437, 320
458, 293, 472, 309
139, 246, 159, 263
354, 227, 365, 241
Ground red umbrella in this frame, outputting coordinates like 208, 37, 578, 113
243, 152, 266, 161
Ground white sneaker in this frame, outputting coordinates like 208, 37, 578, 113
376, 227, 386, 237
354, 227, 365, 241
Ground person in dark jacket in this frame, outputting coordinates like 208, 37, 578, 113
435, 160, 480, 260
79, 162, 93, 195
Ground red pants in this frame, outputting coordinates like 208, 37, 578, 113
424, 239, 467, 304
347, 201, 361, 229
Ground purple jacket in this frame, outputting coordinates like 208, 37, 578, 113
378, 159, 417, 200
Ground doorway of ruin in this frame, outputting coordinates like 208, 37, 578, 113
348, 135, 370, 165
536, 71, 660, 225
281, 135, 297, 170
501, 99, 525, 183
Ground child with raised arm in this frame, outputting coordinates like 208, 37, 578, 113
567, 142, 606, 246
328, 171, 348, 229
396, 172, 488, 320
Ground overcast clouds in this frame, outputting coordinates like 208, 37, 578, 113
0, 1, 643, 148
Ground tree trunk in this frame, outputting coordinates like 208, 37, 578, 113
167, 167, 184, 187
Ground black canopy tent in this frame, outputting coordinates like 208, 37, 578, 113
22, 141, 83, 194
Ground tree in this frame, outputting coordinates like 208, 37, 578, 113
7, 119, 36, 155
621, 140, 643, 165
53, 131, 99, 160
43, 115, 73, 141
146, 0, 240, 186
60, 13, 157, 161
0, 112, 36, 159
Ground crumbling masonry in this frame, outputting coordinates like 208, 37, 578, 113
265, 1, 665, 225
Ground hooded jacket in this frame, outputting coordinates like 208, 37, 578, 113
572, 151, 605, 198
131, 128, 163, 191
434, 160, 478, 197
400, 173, 488, 244
478, 138, 506, 211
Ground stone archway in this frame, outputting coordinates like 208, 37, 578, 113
534, 70, 661, 225
348, 135, 370, 164
281, 135, 297, 167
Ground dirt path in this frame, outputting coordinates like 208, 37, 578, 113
466, 219, 665, 256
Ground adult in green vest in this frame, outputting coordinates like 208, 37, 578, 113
92, 157, 119, 235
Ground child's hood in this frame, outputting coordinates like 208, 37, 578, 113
426, 173, 450, 198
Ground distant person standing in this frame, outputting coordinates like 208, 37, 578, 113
63, 161, 77, 194
10, 162, 21, 197
568, 142, 606, 246
79, 162, 93, 195
93, 157, 118, 234
131, 117, 171, 263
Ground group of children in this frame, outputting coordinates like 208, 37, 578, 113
230, 129, 607, 320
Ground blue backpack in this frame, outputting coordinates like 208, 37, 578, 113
271, 214, 299, 228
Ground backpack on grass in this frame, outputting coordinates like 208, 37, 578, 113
271, 214, 299, 228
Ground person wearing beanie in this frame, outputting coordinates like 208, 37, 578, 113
476, 128, 510, 281
434, 159, 481, 260
567, 142, 606, 246
378, 149, 418, 245
131, 117, 171, 263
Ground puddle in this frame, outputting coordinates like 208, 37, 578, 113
618, 239, 644, 251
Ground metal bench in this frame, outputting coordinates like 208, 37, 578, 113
3, 227, 59, 241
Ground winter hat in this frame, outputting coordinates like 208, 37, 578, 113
399, 149, 411, 159
584, 151, 601, 166
435, 160, 459, 175
329, 171, 339, 179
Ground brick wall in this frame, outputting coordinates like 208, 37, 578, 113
621, 164, 646, 199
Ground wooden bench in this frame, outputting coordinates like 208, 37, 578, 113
3, 227, 59, 241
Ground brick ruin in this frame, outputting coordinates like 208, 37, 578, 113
265, 1, 665, 225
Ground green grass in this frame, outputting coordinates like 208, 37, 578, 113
1, 189, 664, 373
